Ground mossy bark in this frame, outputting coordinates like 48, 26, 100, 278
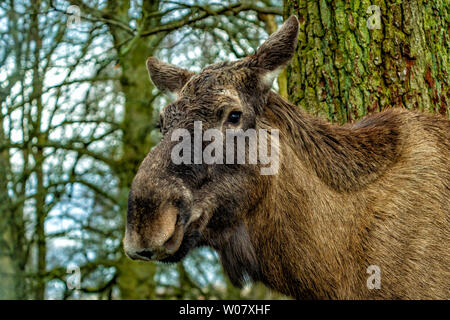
284, 0, 449, 123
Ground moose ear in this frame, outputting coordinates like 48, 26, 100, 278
254, 16, 299, 87
146, 57, 195, 94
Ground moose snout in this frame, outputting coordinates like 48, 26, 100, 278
124, 202, 186, 261
124, 144, 195, 261
123, 168, 197, 262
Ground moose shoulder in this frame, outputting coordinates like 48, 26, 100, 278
123, 16, 450, 299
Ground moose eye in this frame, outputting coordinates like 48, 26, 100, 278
226, 111, 242, 125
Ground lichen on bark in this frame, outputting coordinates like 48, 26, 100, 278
284, 0, 449, 123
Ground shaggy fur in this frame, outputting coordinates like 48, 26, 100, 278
124, 16, 450, 299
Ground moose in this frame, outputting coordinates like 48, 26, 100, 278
124, 16, 450, 299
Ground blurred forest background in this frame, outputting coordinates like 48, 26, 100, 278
0, 0, 448, 299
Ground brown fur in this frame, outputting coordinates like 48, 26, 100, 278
124, 16, 450, 299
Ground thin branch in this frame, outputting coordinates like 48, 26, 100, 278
140, 3, 282, 37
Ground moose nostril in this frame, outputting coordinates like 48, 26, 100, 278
136, 249, 154, 260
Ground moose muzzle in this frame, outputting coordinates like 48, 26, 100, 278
123, 145, 192, 261
124, 202, 186, 260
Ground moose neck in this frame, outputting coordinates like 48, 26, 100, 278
264, 91, 400, 193
243, 92, 400, 299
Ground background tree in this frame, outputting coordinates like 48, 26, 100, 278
284, 0, 449, 123
0, 0, 124, 299
0, 0, 287, 299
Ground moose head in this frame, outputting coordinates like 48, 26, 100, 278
123, 16, 299, 283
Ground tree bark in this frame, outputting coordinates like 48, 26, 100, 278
31, 0, 47, 300
284, 0, 449, 123
106, 0, 162, 299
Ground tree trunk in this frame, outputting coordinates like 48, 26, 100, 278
284, 0, 449, 123
106, 0, 163, 299
31, 0, 47, 300
0, 120, 15, 299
